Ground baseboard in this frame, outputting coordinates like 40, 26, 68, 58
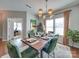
0, 38, 7, 42
2, 39, 7, 41
68, 44, 79, 48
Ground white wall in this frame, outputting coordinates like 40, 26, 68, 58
69, 5, 79, 30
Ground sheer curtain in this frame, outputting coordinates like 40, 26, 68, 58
55, 17, 64, 35
46, 19, 53, 33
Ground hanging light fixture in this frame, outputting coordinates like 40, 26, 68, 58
38, 9, 43, 17
38, 0, 53, 19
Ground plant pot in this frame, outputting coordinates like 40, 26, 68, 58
69, 39, 79, 48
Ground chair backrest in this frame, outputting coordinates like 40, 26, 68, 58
7, 42, 20, 58
46, 35, 59, 54
28, 30, 35, 38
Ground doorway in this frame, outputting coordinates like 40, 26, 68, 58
7, 18, 23, 40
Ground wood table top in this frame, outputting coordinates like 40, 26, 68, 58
22, 37, 51, 51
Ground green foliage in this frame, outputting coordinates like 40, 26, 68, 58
67, 29, 79, 43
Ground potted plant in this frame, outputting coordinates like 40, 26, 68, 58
67, 29, 79, 47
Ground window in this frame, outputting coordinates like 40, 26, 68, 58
55, 17, 64, 35
46, 19, 53, 33
14, 22, 22, 31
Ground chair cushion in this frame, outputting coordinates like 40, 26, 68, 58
21, 47, 38, 58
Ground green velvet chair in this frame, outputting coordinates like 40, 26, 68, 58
7, 42, 39, 58
42, 35, 59, 58
28, 30, 35, 38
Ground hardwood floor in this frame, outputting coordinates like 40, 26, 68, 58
0, 41, 79, 58
70, 46, 79, 58
0, 41, 7, 57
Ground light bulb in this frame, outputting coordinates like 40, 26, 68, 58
48, 9, 53, 16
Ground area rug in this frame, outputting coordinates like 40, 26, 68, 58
1, 43, 72, 58
43, 43, 72, 58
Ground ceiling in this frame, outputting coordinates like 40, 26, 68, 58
24, 0, 79, 14
0, 0, 79, 15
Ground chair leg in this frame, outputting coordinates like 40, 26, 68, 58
41, 50, 43, 58
37, 55, 40, 58
53, 52, 55, 58
48, 54, 49, 58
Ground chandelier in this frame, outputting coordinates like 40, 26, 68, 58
38, 0, 53, 19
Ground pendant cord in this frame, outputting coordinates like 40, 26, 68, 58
46, 0, 48, 14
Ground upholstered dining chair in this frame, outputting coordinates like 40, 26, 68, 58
7, 41, 39, 58
28, 30, 35, 38
42, 35, 59, 58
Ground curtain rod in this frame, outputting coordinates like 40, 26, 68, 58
54, 10, 72, 15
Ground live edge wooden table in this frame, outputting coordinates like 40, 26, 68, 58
21, 37, 51, 58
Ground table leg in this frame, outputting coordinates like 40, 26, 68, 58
38, 50, 43, 58
40, 50, 43, 58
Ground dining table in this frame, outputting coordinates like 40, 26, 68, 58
21, 36, 53, 58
